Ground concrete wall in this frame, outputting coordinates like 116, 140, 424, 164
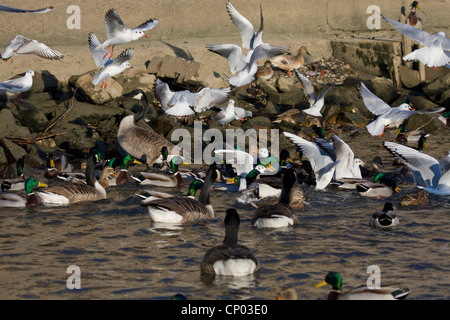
0, 0, 448, 47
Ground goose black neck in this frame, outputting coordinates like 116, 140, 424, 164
133, 94, 150, 124
198, 163, 217, 205
85, 153, 97, 187
223, 209, 239, 247
279, 169, 296, 204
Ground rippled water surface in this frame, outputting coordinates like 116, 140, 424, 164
1, 131, 449, 300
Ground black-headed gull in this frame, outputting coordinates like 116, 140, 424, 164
226, 1, 263, 50
382, 14, 450, 68
154, 79, 231, 120
95, 8, 158, 60
1, 35, 63, 63
211, 99, 236, 126
383, 141, 450, 196
294, 69, 332, 117
359, 81, 444, 137
283, 132, 339, 190
90, 42, 133, 88
0, 5, 52, 13
0, 70, 34, 102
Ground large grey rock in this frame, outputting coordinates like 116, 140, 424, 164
0, 109, 31, 140
423, 73, 450, 101
8, 101, 51, 133
69, 71, 124, 104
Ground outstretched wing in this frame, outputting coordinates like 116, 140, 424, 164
359, 81, 392, 116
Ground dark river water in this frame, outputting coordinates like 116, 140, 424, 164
1, 129, 449, 300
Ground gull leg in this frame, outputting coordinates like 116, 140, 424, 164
378, 126, 386, 138
103, 45, 111, 59
109, 45, 115, 59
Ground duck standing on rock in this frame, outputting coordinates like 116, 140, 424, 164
119, 89, 180, 167
270, 46, 309, 76
407, 1, 423, 29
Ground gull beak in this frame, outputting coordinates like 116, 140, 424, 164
142, 34, 148, 38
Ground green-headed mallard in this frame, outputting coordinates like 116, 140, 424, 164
369, 202, 399, 228
0, 177, 47, 208
407, 1, 423, 29
200, 208, 261, 276
131, 154, 185, 188
315, 272, 410, 300
356, 173, 401, 198
141, 163, 217, 223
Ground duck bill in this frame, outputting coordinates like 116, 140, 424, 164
395, 187, 401, 193
38, 182, 48, 187
133, 159, 143, 165
314, 280, 328, 288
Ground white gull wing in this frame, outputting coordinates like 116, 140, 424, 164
359, 81, 393, 116
0, 5, 52, 13
422, 169, 450, 195
206, 43, 247, 73
1, 35, 63, 60
133, 19, 159, 32
283, 132, 338, 189
88, 33, 113, 68
165, 95, 196, 117
295, 69, 332, 116
0, 70, 34, 93
226, 1, 263, 49
104, 9, 127, 38
92, 49, 133, 85
154, 79, 176, 111
214, 149, 254, 177
383, 142, 441, 188
189, 87, 231, 113
332, 134, 361, 179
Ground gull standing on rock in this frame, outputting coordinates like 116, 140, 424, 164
93, 8, 158, 61
359, 81, 445, 137
1, 35, 63, 63
0, 70, 34, 102
89, 33, 133, 89
381, 14, 450, 68
294, 69, 332, 118
211, 99, 237, 126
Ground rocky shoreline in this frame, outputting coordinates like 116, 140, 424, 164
0, 53, 449, 175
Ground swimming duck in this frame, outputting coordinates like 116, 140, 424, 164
34, 149, 110, 205
1, 156, 25, 192
270, 46, 309, 76
369, 202, 399, 228
200, 208, 261, 276
356, 173, 401, 198
141, 163, 217, 223
119, 89, 180, 167
276, 288, 298, 300
251, 168, 299, 228
131, 155, 185, 188
315, 272, 410, 300
107, 154, 141, 186
407, 1, 423, 29
0, 177, 47, 208
137, 178, 204, 202
399, 189, 429, 206
44, 153, 59, 179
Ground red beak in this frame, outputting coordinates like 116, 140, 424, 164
142, 34, 148, 38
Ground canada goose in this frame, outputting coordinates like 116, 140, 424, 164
0, 177, 47, 207
315, 272, 410, 300
251, 168, 299, 228
119, 89, 180, 166
141, 163, 217, 223
200, 208, 261, 276
34, 149, 111, 205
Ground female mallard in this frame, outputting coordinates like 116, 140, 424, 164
315, 272, 410, 300
141, 163, 217, 223
254, 60, 274, 81
119, 89, 180, 167
131, 154, 185, 188
34, 150, 111, 205
369, 202, 399, 228
399, 189, 429, 206
200, 208, 261, 276
270, 46, 309, 76
1, 156, 25, 191
356, 173, 401, 198
251, 168, 299, 228
0, 177, 47, 208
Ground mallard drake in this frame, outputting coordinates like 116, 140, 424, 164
44, 153, 59, 179
370, 202, 399, 228
106, 154, 141, 186
119, 89, 180, 167
131, 155, 185, 188
141, 163, 217, 223
315, 272, 410, 300
200, 208, 261, 276
34, 149, 110, 205
383, 142, 450, 196
407, 1, 423, 29
255, 60, 274, 81
251, 168, 299, 228
1, 156, 25, 191
395, 124, 426, 144
270, 46, 309, 76
0, 177, 47, 207
356, 173, 401, 198
294, 69, 332, 118
360, 156, 384, 179
138, 178, 204, 202
399, 189, 429, 206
